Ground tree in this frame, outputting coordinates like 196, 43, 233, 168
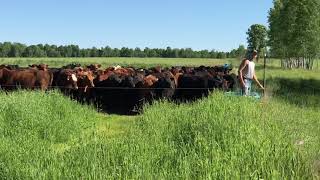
144, 48, 158, 57
112, 48, 120, 57
235, 45, 247, 59
0, 41, 234, 59
64, 45, 73, 57
90, 47, 99, 57
102, 46, 113, 57
9, 43, 26, 57
22, 45, 45, 57
209, 50, 217, 58
268, 0, 284, 58
216, 52, 226, 59
164, 47, 172, 58
80, 49, 90, 57
246, 24, 268, 62
120, 47, 133, 57
199, 50, 210, 58
44, 44, 57, 57
268, 0, 320, 69
185, 48, 194, 58
0, 42, 12, 57
134, 47, 145, 57
71, 45, 80, 57
172, 48, 180, 58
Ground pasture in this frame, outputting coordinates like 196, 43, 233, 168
0, 57, 319, 179
0, 57, 235, 68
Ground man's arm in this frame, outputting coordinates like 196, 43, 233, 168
238, 59, 248, 87
253, 73, 264, 90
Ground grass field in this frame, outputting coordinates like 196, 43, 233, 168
0, 58, 319, 179
0, 57, 236, 68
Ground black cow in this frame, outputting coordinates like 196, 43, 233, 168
94, 74, 129, 114
152, 71, 176, 100
62, 63, 82, 69
174, 74, 210, 101
52, 69, 78, 95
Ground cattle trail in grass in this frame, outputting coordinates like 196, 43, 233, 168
0, 63, 237, 115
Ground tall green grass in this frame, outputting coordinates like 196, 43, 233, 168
0, 91, 99, 179
118, 94, 312, 179
0, 91, 315, 179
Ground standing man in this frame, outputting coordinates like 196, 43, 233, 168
238, 50, 264, 96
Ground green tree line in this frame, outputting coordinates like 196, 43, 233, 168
268, 0, 320, 69
0, 42, 246, 59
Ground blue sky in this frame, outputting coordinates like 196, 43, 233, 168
0, 0, 273, 51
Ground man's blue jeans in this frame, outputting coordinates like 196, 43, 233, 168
242, 79, 252, 96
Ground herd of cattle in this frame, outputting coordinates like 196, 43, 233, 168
0, 63, 237, 114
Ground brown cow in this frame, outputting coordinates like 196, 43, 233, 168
94, 69, 114, 83
113, 68, 133, 76
28, 64, 53, 90
77, 70, 95, 93
0, 68, 53, 91
29, 64, 49, 71
0, 64, 20, 70
35, 69, 53, 90
69, 69, 96, 103
143, 75, 159, 87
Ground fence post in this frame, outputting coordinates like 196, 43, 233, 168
263, 53, 267, 87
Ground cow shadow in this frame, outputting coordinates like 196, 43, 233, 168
270, 77, 320, 108
71, 95, 142, 116
98, 106, 140, 116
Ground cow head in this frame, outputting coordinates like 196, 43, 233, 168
171, 67, 180, 75
95, 70, 114, 83
143, 75, 159, 87
29, 64, 37, 69
153, 72, 177, 99
66, 71, 78, 90
38, 64, 48, 71
77, 71, 95, 92
113, 65, 122, 71
86, 64, 102, 71
121, 76, 136, 88
164, 71, 177, 89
